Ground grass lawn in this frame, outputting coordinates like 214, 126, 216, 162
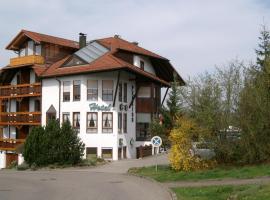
128, 164, 270, 182
172, 184, 270, 200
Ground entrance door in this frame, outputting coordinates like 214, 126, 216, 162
6, 153, 18, 168
118, 147, 122, 160
123, 146, 127, 159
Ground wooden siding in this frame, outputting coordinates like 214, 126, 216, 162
114, 51, 134, 64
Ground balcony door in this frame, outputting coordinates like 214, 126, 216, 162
20, 69, 30, 84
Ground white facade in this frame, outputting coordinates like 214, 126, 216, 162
42, 71, 138, 160
133, 55, 156, 75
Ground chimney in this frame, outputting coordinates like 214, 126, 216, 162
132, 41, 139, 46
114, 34, 121, 38
79, 33, 87, 48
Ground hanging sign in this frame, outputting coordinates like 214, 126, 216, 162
89, 103, 112, 111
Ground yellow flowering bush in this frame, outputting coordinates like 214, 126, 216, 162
169, 116, 216, 171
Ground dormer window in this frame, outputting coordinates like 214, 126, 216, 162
35, 44, 41, 55
140, 60, 144, 70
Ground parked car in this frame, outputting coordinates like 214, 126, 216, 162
191, 142, 215, 160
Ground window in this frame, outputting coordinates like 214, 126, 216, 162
73, 112, 80, 130
123, 83, 127, 103
102, 80, 113, 101
123, 113, 127, 133
118, 113, 122, 133
34, 99, 41, 111
102, 148, 113, 159
87, 80, 98, 101
87, 112, 98, 133
63, 81, 70, 102
86, 147, 97, 159
102, 112, 113, 133
63, 113, 70, 123
136, 113, 151, 141
138, 87, 151, 98
118, 82, 122, 102
73, 80, 81, 101
140, 60, 144, 70
35, 44, 41, 55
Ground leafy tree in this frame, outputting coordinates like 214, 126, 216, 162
23, 120, 85, 166
238, 25, 270, 163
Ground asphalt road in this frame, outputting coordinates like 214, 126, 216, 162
0, 154, 171, 200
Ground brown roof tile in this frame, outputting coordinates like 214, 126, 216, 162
97, 37, 167, 60
6, 30, 79, 50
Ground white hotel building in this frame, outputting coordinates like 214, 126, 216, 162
0, 30, 184, 168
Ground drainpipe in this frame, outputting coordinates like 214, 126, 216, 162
55, 78, 61, 121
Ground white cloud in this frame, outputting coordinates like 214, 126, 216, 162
0, 0, 269, 79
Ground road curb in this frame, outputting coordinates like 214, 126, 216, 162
127, 172, 177, 200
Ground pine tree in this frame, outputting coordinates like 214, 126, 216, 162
239, 25, 270, 163
166, 74, 182, 126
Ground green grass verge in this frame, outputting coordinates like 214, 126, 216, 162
172, 184, 270, 200
128, 164, 270, 182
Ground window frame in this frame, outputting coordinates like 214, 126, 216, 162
123, 83, 127, 103
73, 80, 81, 101
118, 82, 122, 102
86, 112, 98, 133
102, 80, 114, 101
123, 113, 127, 133
86, 147, 98, 159
62, 112, 70, 123
73, 112, 80, 131
140, 60, 145, 70
101, 148, 113, 159
118, 112, 122, 134
137, 86, 151, 98
63, 81, 71, 102
102, 112, 113, 133
87, 80, 98, 101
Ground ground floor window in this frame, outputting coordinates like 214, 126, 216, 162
73, 112, 80, 132
62, 113, 70, 123
136, 113, 151, 141
86, 147, 97, 159
102, 148, 113, 159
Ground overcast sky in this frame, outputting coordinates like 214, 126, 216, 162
0, 0, 269, 79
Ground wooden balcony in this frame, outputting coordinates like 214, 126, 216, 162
0, 83, 41, 99
0, 138, 25, 151
0, 112, 41, 126
10, 55, 44, 67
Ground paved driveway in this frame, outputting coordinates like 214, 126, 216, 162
0, 154, 170, 200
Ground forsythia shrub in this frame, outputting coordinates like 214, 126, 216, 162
169, 116, 216, 171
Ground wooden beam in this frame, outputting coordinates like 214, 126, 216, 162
161, 87, 169, 107
113, 71, 121, 107
129, 85, 141, 108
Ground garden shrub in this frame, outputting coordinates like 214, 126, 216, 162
23, 120, 85, 167
169, 116, 216, 171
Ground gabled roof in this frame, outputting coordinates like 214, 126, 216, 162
6, 30, 79, 50
97, 36, 167, 60
40, 53, 170, 86
3, 30, 184, 86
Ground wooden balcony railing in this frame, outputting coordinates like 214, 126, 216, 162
0, 112, 41, 126
0, 138, 25, 151
0, 83, 41, 99
9, 55, 44, 67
